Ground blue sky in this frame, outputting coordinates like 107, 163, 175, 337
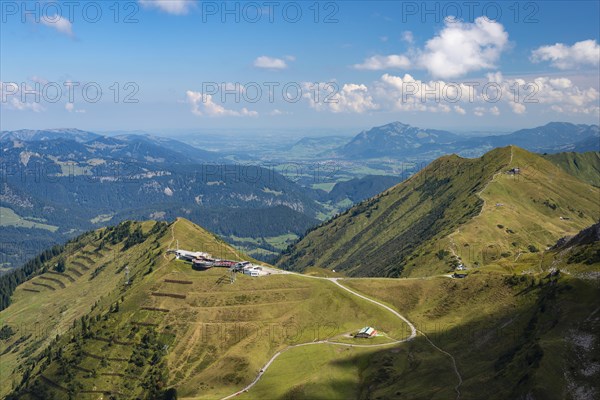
1, 0, 599, 134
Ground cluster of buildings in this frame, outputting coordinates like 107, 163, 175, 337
235, 262, 263, 277
172, 249, 264, 276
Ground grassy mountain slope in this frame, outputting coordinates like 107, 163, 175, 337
0, 220, 173, 397
335, 222, 600, 399
277, 146, 600, 277
240, 220, 600, 399
2, 218, 598, 399
0, 218, 412, 399
325, 175, 403, 203
541, 221, 600, 277
341, 270, 599, 399
543, 151, 600, 187
440, 147, 598, 273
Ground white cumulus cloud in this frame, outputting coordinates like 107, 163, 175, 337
138, 0, 194, 15
65, 102, 86, 113
254, 56, 289, 70
7, 97, 44, 112
353, 17, 508, 78
1, 81, 45, 112
401, 31, 414, 44
509, 102, 526, 114
40, 15, 73, 36
186, 90, 258, 117
353, 55, 411, 70
454, 105, 466, 115
269, 109, 291, 116
418, 17, 508, 79
304, 82, 379, 114
302, 72, 599, 117
531, 39, 600, 69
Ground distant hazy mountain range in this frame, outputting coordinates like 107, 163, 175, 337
1, 122, 598, 271
0, 129, 323, 268
336, 122, 599, 159
0, 128, 221, 164
338, 122, 461, 158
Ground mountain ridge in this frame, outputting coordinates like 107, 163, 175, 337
277, 146, 600, 277
339, 121, 460, 158
0, 218, 414, 399
336, 121, 600, 159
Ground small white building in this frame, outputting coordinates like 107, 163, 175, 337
355, 326, 378, 338
242, 264, 263, 277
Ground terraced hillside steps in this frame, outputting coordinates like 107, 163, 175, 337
2, 217, 421, 399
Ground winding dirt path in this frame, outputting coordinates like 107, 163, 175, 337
221, 276, 462, 400
434, 148, 517, 397
164, 219, 179, 260
448, 146, 514, 260
330, 278, 416, 340
418, 329, 463, 399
